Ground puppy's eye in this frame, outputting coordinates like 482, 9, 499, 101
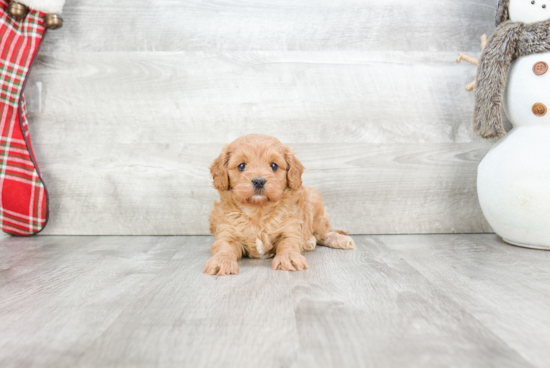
238, 163, 246, 171
271, 163, 278, 171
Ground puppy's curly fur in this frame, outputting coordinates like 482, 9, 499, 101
204, 134, 355, 276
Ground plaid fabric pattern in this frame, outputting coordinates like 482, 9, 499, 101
0, 0, 48, 236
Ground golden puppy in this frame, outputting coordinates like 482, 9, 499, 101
204, 134, 355, 276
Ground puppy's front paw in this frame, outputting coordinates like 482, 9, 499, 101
302, 236, 317, 251
272, 251, 309, 272
322, 232, 356, 250
203, 254, 239, 276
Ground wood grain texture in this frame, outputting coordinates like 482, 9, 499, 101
40, 0, 496, 53
382, 234, 550, 368
0, 236, 183, 368
34, 142, 492, 235
1, 235, 548, 367
22, 0, 499, 235
27, 51, 488, 144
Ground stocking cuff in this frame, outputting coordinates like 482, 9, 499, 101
16, 0, 65, 14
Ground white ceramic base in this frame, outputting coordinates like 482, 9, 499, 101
503, 238, 550, 251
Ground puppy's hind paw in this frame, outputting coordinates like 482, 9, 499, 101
339, 235, 356, 249
320, 232, 356, 250
272, 251, 309, 272
203, 254, 239, 276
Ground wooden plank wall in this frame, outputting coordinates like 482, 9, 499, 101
25, 0, 499, 235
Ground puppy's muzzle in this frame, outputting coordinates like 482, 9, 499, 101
252, 178, 266, 190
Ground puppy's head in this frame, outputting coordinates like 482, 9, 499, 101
210, 134, 304, 205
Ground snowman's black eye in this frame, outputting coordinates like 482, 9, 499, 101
238, 163, 246, 171
544, 4, 547, 8
532, 1, 536, 4
271, 162, 278, 172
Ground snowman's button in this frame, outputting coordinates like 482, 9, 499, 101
533, 61, 548, 75
532, 103, 547, 117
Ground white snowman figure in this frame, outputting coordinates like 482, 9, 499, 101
458, 0, 550, 249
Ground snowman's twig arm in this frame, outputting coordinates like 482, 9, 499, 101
456, 34, 489, 92
456, 53, 479, 91
456, 53, 479, 66
481, 34, 488, 50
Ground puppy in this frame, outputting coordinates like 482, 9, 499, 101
204, 134, 355, 276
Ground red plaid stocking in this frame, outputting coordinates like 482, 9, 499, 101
0, 0, 48, 235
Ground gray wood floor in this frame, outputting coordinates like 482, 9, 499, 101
1, 235, 549, 367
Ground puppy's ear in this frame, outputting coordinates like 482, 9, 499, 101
285, 147, 304, 190
210, 146, 231, 191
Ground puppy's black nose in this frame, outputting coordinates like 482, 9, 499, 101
252, 178, 266, 189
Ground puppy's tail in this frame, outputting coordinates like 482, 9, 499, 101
334, 230, 348, 236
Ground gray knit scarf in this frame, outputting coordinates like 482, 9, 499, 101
474, 19, 550, 139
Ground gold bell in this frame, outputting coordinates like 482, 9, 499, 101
45, 14, 63, 30
7, 1, 28, 20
